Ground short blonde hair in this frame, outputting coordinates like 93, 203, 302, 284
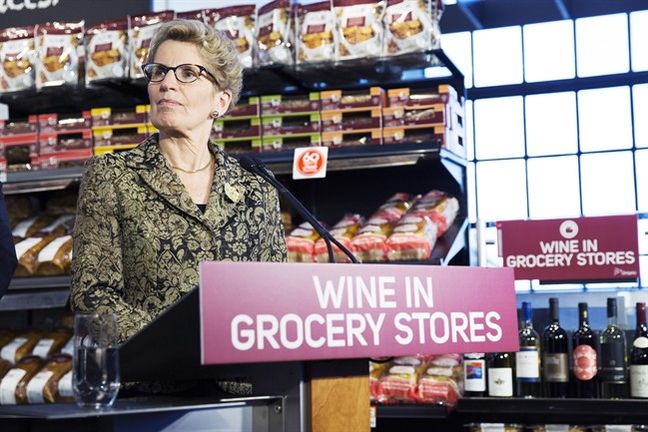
147, 19, 243, 107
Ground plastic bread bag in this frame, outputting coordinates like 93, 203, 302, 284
376, 356, 427, 403
286, 221, 321, 262
314, 213, 364, 263
333, 0, 384, 60
416, 354, 462, 406
383, 0, 432, 55
25, 354, 73, 404
35, 21, 84, 89
410, 189, 459, 237
85, 18, 128, 84
128, 11, 174, 79
0, 26, 36, 93
0, 356, 44, 405
369, 360, 390, 402
386, 214, 438, 262
256, 0, 294, 66
351, 216, 395, 263
296, 1, 335, 64
206, 5, 256, 69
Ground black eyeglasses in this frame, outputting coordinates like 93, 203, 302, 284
141, 63, 218, 85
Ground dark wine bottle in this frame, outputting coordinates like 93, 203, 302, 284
630, 302, 648, 398
487, 352, 515, 397
463, 353, 487, 397
600, 297, 628, 399
516, 302, 542, 397
542, 297, 569, 398
572, 302, 598, 398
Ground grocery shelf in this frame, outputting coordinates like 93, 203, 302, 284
3, 166, 85, 195
7, 275, 71, 291
377, 404, 449, 419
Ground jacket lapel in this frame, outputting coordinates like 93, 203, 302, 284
123, 135, 202, 221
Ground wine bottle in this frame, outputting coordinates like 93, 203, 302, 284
572, 302, 599, 398
542, 297, 569, 398
487, 352, 515, 397
600, 297, 628, 399
630, 302, 648, 398
516, 302, 542, 397
463, 353, 487, 397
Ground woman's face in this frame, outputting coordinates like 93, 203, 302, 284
147, 40, 229, 137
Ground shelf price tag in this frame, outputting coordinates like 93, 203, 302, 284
292, 146, 328, 180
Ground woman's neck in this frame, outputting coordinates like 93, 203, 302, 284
158, 127, 213, 172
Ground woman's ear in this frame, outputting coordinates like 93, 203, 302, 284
214, 89, 233, 117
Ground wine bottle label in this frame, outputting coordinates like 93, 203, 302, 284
600, 342, 627, 382
515, 348, 540, 381
464, 359, 486, 392
488, 367, 513, 397
543, 353, 569, 382
633, 337, 648, 349
630, 365, 648, 398
573, 344, 598, 381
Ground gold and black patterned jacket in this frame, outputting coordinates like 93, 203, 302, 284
71, 134, 287, 342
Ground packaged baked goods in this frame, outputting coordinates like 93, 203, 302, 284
30, 329, 72, 360
37, 214, 74, 237
416, 354, 462, 406
35, 21, 84, 89
35, 235, 73, 276
0, 332, 41, 365
314, 214, 364, 263
296, 1, 335, 64
286, 221, 321, 262
320, 87, 385, 111
258, 133, 321, 152
261, 113, 320, 137
369, 360, 390, 402
386, 214, 438, 261
321, 108, 382, 132
383, 0, 433, 56
0, 26, 36, 93
256, 0, 293, 66
260, 93, 320, 115
0, 359, 11, 380
14, 236, 56, 277
321, 130, 382, 147
376, 356, 426, 403
12, 214, 55, 242
0, 356, 44, 405
129, 11, 174, 79
176, 10, 204, 21
26, 354, 73, 404
334, 0, 384, 60
206, 5, 256, 69
411, 190, 459, 236
85, 19, 128, 84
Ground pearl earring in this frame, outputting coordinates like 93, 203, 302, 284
211, 111, 221, 119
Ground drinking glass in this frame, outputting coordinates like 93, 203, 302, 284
73, 312, 120, 409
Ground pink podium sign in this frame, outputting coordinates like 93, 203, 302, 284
199, 262, 518, 365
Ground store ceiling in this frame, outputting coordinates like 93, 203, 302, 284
440, 0, 648, 33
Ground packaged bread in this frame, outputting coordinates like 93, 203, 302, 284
0, 356, 44, 405
370, 360, 390, 402
256, 0, 293, 66
129, 11, 174, 79
85, 19, 128, 84
286, 222, 321, 263
0, 26, 36, 93
12, 214, 55, 242
376, 356, 426, 403
14, 236, 56, 277
386, 214, 438, 261
314, 214, 363, 263
0, 331, 41, 365
30, 329, 72, 360
416, 354, 462, 406
0, 359, 11, 380
206, 6, 256, 69
410, 190, 459, 236
37, 214, 74, 237
383, 0, 433, 56
334, 0, 385, 60
176, 10, 204, 21
0, 330, 15, 350
35, 21, 84, 89
26, 354, 73, 404
296, 1, 335, 64
35, 235, 73, 276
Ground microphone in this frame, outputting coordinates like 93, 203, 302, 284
238, 155, 359, 264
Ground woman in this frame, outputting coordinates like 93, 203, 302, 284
71, 20, 287, 343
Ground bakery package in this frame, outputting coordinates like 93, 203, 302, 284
256, 0, 293, 66
35, 235, 73, 276
415, 354, 462, 407
0, 356, 44, 405
411, 189, 459, 236
25, 354, 73, 404
0, 331, 41, 365
14, 236, 57, 277
0, 26, 36, 93
258, 133, 321, 152
314, 213, 364, 263
383, 0, 433, 56
12, 214, 55, 242
261, 113, 321, 137
386, 214, 438, 261
260, 93, 320, 116
206, 5, 256, 69
30, 329, 72, 360
85, 19, 129, 84
321, 108, 382, 132
35, 21, 84, 89
296, 1, 335, 64
129, 11, 174, 79
322, 129, 382, 147
286, 221, 321, 263
375, 355, 426, 403
320, 87, 386, 111
333, 0, 385, 60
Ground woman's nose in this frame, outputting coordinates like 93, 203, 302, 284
159, 69, 178, 89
